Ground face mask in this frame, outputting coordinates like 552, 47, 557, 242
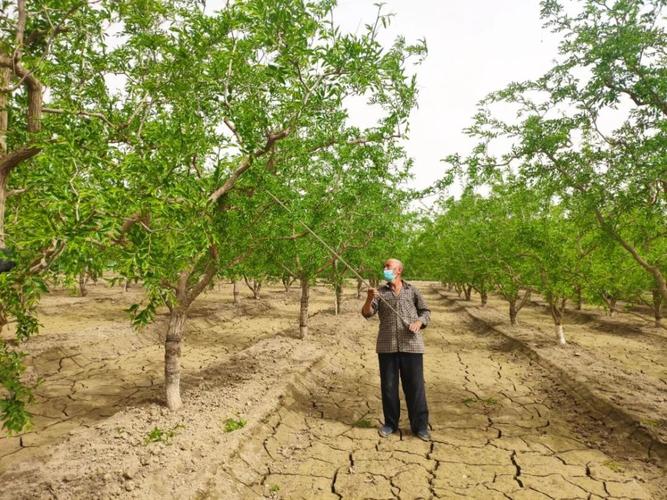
383, 269, 396, 282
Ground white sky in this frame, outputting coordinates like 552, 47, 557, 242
199, 0, 565, 204
199, 1, 562, 202
333, 0, 562, 202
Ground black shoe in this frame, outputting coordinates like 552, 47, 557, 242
378, 425, 396, 438
416, 429, 431, 441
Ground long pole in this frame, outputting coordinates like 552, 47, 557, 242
265, 189, 411, 326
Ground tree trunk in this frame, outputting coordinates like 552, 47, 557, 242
575, 285, 583, 311
509, 299, 518, 326
165, 308, 187, 411
243, 276, 262, 299
480, 289, 488, 306
549, 298, 566, 345
0, 67, 7, 153
0, 172, 7, 248
334, 283, 342, 315
78, 272, 87, 297
594, 208, 667, 304
464, 284, 473, 301
601, 293, 617, 316
282, 275, 293, 293
652, 288, 662, 328
508, 289, 531, 326
232, 280, 241, 306
0, 68, 8, 248
554, 323, 566, 345
356, 278, 363, 299
299, 277, 309, 339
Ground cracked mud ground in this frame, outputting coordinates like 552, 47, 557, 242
213, 287, 665, 499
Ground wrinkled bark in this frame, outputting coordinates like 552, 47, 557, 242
473, 283, 488, 306
243, 276, 261, 299
163, 247, 217, 411
554, 324, 566, 345
165, 308, 187, 411
548, 294, 566, 345
601, 293, 617, 317
299, 277, 309, 339
334, 283, 342, 315
0, 171, 7, 248
509, 300, 518, 326
507, 289, 531, 326
0, 68, 8, 248
281, 275, 295, 293
78, 272, 88, 297
0, 52, 43, 246
652, 288, 663, 328
232, 280, 241, 306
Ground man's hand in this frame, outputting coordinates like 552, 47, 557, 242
362, 288, 379, 317
408, 320, 422, 333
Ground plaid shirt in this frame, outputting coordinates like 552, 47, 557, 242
362, 280, 431, 353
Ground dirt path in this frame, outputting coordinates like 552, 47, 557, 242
210, 286, 666, 499
1, 283, 665, 499
0, 281, 334, 499
0, 282, 324, 463
442, 290, 667, 450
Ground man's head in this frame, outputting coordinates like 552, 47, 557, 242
383, 258, 403, 283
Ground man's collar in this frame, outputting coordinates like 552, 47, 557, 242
381, 279, 411, 290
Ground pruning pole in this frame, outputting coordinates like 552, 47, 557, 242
265, 189, 411, 327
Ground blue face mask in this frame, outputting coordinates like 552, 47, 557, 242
383, 269, 396, 282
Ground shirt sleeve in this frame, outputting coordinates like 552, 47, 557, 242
413, 288, 430, 328
0, 258, 16, 273
362, 295, 379, 318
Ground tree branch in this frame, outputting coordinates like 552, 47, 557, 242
0, 146, 41, 176
14, 0, 26, 61
186, 245, 219, 305
208, 128, 290, 204
0, 53, 42, 132
27, 238, 65, 274
42, 106, 114, 128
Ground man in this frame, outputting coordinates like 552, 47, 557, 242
361, 258, 431, 441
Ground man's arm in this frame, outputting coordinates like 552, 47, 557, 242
414, 288, 430, 329
361, 288, 379, 318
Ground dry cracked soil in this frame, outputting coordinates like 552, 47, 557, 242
0, 281, 665, 500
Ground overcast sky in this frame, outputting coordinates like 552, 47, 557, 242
332, 0, 562, 201
198, 1, 564, 202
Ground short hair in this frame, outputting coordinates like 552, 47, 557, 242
385, 258, 404, 273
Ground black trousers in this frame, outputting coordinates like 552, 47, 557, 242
378, 352, 429, 433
